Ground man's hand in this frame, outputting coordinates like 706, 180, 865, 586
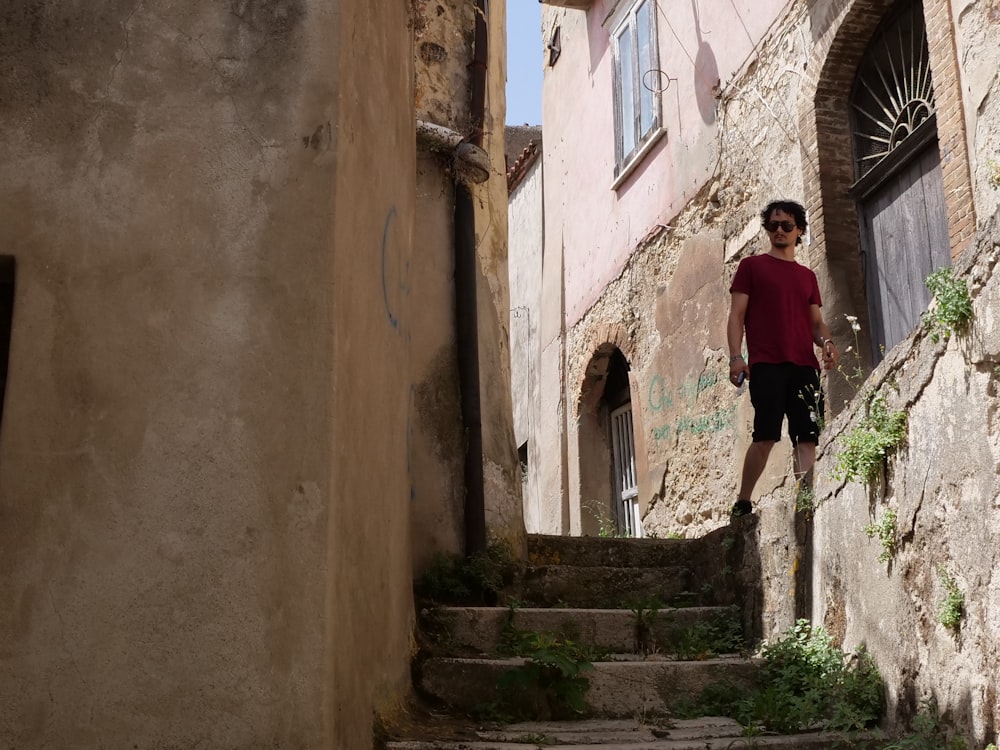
729, 356, 750, 387
821, 340, 838, 370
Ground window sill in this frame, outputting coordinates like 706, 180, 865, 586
611, 126, 667, 191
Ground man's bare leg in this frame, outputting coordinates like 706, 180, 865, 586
793, 441, 817, 482
737, 440, 776, 503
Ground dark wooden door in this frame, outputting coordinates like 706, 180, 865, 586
859, 143, 950, 357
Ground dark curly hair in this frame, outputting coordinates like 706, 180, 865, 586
761, 200, 808, 245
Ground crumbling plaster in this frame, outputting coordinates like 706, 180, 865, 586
956, 0, 1000, 222
556, 0, 1000, 736
812, 211, 1000, 741
563, 7, 812, 539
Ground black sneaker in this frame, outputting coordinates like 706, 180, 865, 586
731, 499, 753, 517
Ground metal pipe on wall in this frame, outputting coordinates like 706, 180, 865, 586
456, 0, 489, 557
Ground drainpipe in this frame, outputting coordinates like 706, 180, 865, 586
455, 0, 489, 557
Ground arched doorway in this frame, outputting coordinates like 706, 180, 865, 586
577, 344, 643, 538
850, 0, 951, 359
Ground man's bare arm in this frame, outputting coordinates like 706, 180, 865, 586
728, 292, 751, 383
810, 304, 838, 370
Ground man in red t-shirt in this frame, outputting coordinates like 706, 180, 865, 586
727, 200, 838, 516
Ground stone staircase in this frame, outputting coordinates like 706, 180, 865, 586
382, 519, 862, 749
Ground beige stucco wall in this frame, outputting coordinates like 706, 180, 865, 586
410, 0, 525, 571
509, 158, 546, 532
0, 1, 416, 747
476, 0, 524, 548
411, 151, 466, 571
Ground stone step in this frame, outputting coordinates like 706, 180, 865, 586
386, 717, 859, 749
516, 524, 753, 611
514, 564, 711, 609
419, 657, 759, 719
526, 525, 738, 569
421, 605, 742, 656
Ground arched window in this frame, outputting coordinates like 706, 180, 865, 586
851, 0, 936, 182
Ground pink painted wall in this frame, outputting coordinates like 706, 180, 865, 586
542, 0, 794, 326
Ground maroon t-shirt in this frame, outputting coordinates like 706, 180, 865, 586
730, 253, 821, 369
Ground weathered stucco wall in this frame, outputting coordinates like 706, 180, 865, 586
540, 0, 793, 326
411, 150, 466, 572
0, 1, 415, 747
811, 212, 1000, 742
509, 158, 546, 532
530, 0, 1000, 740
954, 0, 1000, 223
410, 0, 524, 570
477, 0, 524, 549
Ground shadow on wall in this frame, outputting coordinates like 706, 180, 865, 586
729, 513, 764, 645
0, 256, 13, 432
888, 683, 998, 748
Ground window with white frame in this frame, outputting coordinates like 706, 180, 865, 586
611, 0, 660, 177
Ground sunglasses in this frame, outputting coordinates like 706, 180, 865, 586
764, 220, 798, 233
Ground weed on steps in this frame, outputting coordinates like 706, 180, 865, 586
382, 532, 960, 749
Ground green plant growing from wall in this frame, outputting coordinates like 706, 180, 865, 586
493, 605, 606, 719
672, 607, 744, 660
628, 595, 664, 655
795, 482, 817, 515
674, 620, 884, 733
797, 382, 826, 433
835, 314, 868, 397
880, 697, 969, 750
988, 158, 1000, 189
864, 508, 898, 563
494, 629, 598, 719
921, 267, 973, 343
746, 621, 884, 733
415, 537, 519, 605
583, 500, 625, 538
936, 566, 964, 631
832, 391, 908, 486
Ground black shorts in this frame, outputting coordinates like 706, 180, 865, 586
749, 363, 823, 444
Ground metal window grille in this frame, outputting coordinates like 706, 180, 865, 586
850, 0, 934, 179
611, 404, 643, 538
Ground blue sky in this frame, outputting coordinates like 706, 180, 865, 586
506, 1, 543, 125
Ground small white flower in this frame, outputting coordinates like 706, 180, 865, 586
845, 345, 854, 353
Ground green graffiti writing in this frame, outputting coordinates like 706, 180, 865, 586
650, 405, 736, 441
647, 374, 673, 412
647, 371, 719, 413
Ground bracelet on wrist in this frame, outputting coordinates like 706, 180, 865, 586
729, 354, 744, 362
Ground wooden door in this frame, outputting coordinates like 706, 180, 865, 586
859, 143, 950, 357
